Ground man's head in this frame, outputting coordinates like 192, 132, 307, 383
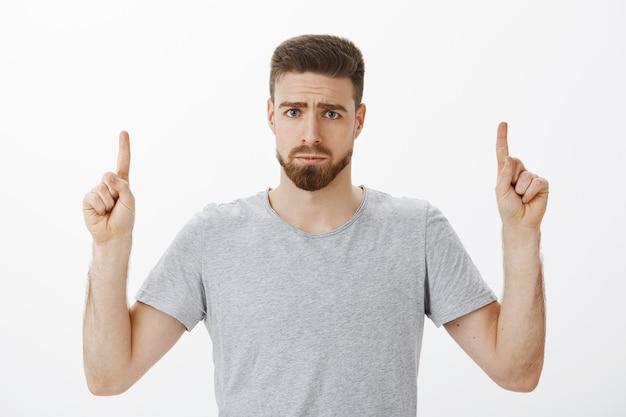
269, 34, 365, 108
268, 35, 367, 192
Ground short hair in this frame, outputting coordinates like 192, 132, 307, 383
269, 34, 365, 106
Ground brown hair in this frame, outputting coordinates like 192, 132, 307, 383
269, 34, 365, 106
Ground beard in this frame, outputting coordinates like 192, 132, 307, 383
276, 144, 353, 192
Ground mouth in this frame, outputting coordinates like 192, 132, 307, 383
294, 155, 328, 165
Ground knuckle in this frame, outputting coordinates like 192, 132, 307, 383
94, 183, 109, 195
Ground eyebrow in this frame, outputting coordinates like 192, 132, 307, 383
278, 101, 349, 113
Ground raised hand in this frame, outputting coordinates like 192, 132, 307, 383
83, 131, 135, 243
495, 122, 549, 229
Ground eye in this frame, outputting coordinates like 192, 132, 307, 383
286, 109, 300, 117
325, 111, 339, 119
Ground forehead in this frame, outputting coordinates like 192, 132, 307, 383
274, 72, 355, 106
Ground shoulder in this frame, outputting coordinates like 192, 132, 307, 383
362, 187, 455, 233
363, 187, 433, 217
198, 190, 267, 218
180, 190, 268, 235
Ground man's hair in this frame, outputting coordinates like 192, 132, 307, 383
269, 34, 365, 106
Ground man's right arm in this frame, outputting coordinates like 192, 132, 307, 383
82, 132, 185, 396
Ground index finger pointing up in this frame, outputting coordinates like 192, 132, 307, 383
117, 131, 131, 182
496, 121, 509, 175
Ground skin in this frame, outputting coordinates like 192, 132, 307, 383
267, 72, 366, 233
82, 72, 548, 395
444, 122, 548, 392
82, 132, 185, 395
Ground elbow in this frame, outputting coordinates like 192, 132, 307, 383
83, 357, 137, 396
492, 363, 543, 393
85, 374, 132, 396
495, 372, 541, 393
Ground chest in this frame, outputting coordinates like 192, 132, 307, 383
202, 228, 426, 349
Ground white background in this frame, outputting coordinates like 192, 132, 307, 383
1, 1, 625, 415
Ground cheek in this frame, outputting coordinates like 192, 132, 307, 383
273, 126, 293, 152
274, 122, 304, 147
274, 126, 292, 147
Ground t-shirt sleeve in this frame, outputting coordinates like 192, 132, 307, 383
424, 203, 497, 327
135, 211, 207, 331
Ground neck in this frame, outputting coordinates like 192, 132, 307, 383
268, 169, 363, 234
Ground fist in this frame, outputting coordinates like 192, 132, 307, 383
495, 122, 549, 229
83, 131, 135, 243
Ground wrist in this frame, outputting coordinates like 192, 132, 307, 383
92, 236, 132, 258
89, 237, 132, 284
502, 220, 541, 249
502, 223, 541, 243
501, 224, 542, 273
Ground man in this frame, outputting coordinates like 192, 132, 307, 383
83, 34, 548, 416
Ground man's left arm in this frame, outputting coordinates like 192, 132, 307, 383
444, 122, 548, 392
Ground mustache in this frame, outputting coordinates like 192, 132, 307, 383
288, 144, 332, 158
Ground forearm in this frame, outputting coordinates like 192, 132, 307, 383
83, 238, 133, 395
495, 225, 546, 389
448, 122, 549, 391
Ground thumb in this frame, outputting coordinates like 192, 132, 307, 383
106, 172, 135, 210
496, 156, 515, 196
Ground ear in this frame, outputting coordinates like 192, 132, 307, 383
267, 98, 276, 134
353, 103, 366, 139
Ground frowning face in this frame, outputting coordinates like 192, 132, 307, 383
268, 72, 365, 191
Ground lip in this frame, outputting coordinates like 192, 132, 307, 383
294, 155, 328, 165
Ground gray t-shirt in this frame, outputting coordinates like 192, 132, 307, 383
136, 187, 496, 416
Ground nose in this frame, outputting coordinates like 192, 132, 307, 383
302, 113, 322, 145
